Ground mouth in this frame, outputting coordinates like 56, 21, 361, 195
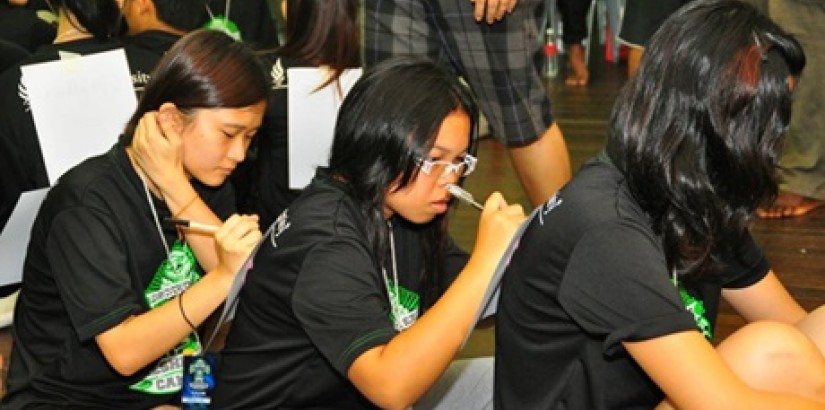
431, 199, 450, 213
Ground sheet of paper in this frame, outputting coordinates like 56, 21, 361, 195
205, 223, 275, 349
0, 188, 49, 286
21, 48, 136, 183
287, 68, 362, 189
462, 206, 540, 347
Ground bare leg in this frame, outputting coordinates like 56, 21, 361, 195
657, 321, 825, 408
507, 123, 572, 207
565, 43, 589, 86
796, 305, 825, 354
717, 321, 825, 403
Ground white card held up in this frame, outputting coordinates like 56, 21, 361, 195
0, 188, 49, 286
21, 48, 136, 184
287, 67, 362, 189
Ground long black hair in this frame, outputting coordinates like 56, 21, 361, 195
329, 56, 477, 308
606, 0, 805, 278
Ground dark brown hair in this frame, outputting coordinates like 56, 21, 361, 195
276, 0, 360, 90
121, 29, 269, 144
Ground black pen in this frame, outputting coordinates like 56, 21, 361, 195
164, 217, 220, 233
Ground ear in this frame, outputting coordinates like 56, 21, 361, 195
158, 102, 185, 134
138, 0, 157, 16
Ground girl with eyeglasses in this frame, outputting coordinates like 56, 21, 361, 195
213, 56, 525, 409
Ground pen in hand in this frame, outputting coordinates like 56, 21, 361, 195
164, 217, 220, 234
446, 184, 484, 211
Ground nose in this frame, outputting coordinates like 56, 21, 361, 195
227, 137, 247, 163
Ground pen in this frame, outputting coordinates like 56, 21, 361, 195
446, 184, 484, 211
164, 217, 220, 233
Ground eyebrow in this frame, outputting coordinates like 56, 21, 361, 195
222, 122, 260, 133
429, 144, 467, 156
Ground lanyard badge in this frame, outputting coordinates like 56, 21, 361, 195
130, 240, 203, 395
181, 353, 219, 408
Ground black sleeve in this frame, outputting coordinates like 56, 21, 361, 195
721, 231, 770, 289
47, 206, 144, 342
291, 234, 396, 377
559, 219, 697, 356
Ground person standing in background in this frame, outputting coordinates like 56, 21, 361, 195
557, 0, 592, 86
618, 0, 690, 78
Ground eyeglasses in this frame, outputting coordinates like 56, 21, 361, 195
416, 154, 478, 178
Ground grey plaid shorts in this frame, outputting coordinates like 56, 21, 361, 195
363, 0, 553, 147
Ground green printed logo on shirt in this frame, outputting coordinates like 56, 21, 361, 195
672, 278, 713, 341
387, 281, 420, 331
130, 240, 202, 395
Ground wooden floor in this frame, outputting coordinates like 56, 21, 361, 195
455, 54, 825, 357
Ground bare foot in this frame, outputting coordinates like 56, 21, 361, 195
756, 191, 825, 218
565, 43, 589, 87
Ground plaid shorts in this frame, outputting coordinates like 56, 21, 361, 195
363, 0, 552, 147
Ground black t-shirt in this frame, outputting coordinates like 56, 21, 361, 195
0, 3, 55, 53
3, 143, 235, 408
207, 0, 279, 50
121, 30, 181, 94
494, 155, 769, 409
213, 173, 468, 409
0, 39, 29, 73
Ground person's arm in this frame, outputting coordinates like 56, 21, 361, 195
626, 330, 825, 409
95, 214, 262, 376
347, 192, 524, 409
723, 270, 806, 324
128, 105, 224, 270
472, 0, 518, 24
726, 269, 825, 355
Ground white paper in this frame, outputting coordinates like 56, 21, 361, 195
287, 68, 362, 189
0, 188, 49, 286
22, 48, 136, 183
462, 206, 540, 347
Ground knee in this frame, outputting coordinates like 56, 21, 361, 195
718, 321, 825, 399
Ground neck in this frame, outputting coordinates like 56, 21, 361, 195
54, 12, 94, 44
126, 18, 186, 37
125, 147, 163, 199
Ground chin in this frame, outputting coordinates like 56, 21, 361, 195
405, 213, 437, 225
196, 175, 228, 187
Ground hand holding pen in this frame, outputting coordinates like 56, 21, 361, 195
166, 215, 262, 279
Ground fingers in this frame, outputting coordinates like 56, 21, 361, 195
213, 214, 262, 277
482, 192, 525, 220
215, 214, 262, 251
479, 192, 526, 242
472, 0, 517, 24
